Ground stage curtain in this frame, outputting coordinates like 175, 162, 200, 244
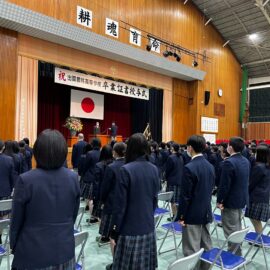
15, 56, 38, 145
131, 88, 163, 143
38, 62, 131, 141
162, 89, 172, 142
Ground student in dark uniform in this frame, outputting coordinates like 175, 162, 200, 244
176, 135, 215, 270
92, 145, 113, 231
18, 140, 31, 173
182, 145, 192, 165
23, 137, 33, 170
0, 140, 15, 243
110, 122, 118, 141
110, 133, 160, 270
159, 142, 170, 175
100, 142, 126, 255
165, 143, 184, 219
81, 138, 101, 223
245, 144, 270, 233
71, 133, 87, 170
150, 141, 163, 180
10, 129, 80, 270
217, 137, 250, 255
78, 144, 92, 185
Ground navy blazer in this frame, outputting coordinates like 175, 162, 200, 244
71, 140, 87, 168
182, 151, 191, 165
176, 156, 215, 224
100, 158, 125, 214
249, 163, 270, 204
165, 154, 184, 186
111, 125, 118, 137
83, 149, 100, 184
112, 156, 160, 236
10, 167, 80, 269
0, 154, 15, 197
217, 153, 250, 209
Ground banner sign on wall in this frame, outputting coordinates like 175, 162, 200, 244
55, 67, 149, 100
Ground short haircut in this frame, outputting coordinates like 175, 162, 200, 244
99, 145, 113, 162
256, 144, 270, 164
91, 138, 101, 149
160, 142, 166, 149
4, 140, 14, 156
126, 133, 149, 163
0, 140, 4, 151
78, 133, 84, 140
19, 140, 26, 148
187, 135, 206, 153
23, 137, 30, 145
172, 143, 180, 153
113, 142, 126, 157
229, 137, 244, 153
220, 142, 228, 149
83, 143, 92, 155
12, 141, 20, 154
34, 129, 67, 170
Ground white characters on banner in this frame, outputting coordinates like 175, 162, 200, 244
77, 6, 92, 28
106, 18, 119, 38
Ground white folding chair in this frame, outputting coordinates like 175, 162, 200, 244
244, 219, 270, 270
200, 227, 249, 270
154, 191, 174, 228
0, 200, 12, 214
0, 219, 10, 270
167, 248, 204, 270
74, 231, 89, 270
158, 221, 182, 258
74, 206, 85, 232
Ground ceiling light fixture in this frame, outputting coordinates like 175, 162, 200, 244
249, 33, 258, 40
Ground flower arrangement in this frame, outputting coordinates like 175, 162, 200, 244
64, 117, 83, 132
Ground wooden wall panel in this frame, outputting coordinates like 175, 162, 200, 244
246, 123, 270, 140
0, 28, 17, 140
8, 0, 242, 142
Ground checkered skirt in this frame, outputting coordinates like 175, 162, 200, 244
12, 258, 75, 270
99, 213, 113, 238
0, 196, 11, 217
80, 182, 93, 200
245, 202, 270, 222
112, 231, 157, 270
166, 185, 181, 203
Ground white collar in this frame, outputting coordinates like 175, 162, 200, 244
192, 153, 203, 160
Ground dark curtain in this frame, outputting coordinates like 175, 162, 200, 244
38, 63, 131, 140
131, 88, 163, 143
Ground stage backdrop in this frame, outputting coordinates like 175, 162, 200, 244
38, 62, 163, 142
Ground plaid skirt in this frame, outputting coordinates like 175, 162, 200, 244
99, 213, 113, 237
112, 231, 157, 270
245, 202, 270, 222
12, 258, 75, 270
166, 185, 181, 203
0, 196, 11, 217
80, 182, 93, 200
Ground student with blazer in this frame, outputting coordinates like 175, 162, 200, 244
217, 137, 250, 255
245, 144, 270, 233
10, 129, 80, 270
110, 133, 160, 270
176, 135, 215, 270
23, 137, 33, 170
165, 143, 184, 218
71, 133, 87, 170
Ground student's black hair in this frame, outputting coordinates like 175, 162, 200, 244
4, 140, 16, 157
99, 144, 113, 164
19, 140, 26, 156
229, 137, 245, 153
220, 142, 228, 149
91, 138, 101, 149
0, 140, 4, 151
186, 135, 206, 153
172, 143, 181, 157
151, 141, 160, 156
113, 142, 126, 157
125, 133, 149, 163
82, 144, 92, 155
12, 141, 20, 154
23, 137, 30, 145
256, 144, 270, 164
160, 142, 166, 150
33, 129, 67, 170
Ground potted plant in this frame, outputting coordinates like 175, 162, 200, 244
64, 117, 83, 136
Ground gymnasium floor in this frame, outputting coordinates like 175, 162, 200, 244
1, 200, 270, 270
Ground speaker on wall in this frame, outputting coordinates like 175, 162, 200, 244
204, 90, 210, 105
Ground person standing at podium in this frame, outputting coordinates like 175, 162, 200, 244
93, 122, 101, 136
110, 122, 118, 141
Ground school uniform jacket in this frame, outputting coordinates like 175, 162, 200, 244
0, 154, 15, 197
176, 155, 215, 225
217, 153, 250, 209
83, 148, 100, 184
112, 156, 160, 236
10, 167, 80, 269
100, 158, 125, 215
71, 140, 87, 169
165, 153, 184, 186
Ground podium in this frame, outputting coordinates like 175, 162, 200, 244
67, 136, 78, 147
88, 134, 123, 146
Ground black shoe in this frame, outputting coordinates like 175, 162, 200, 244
100, 236, 110, 243
86, 217, 99, 224
0, 234, 2, 245
85, 205, 89, 211
167, 216, 175, 222
106, 263, 113, 270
